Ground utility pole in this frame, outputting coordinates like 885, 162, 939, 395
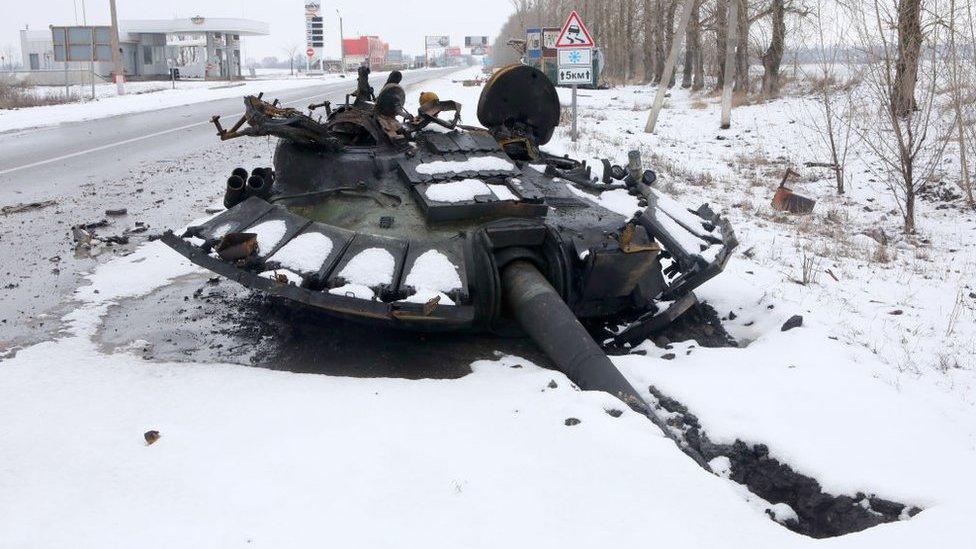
337, 9, 345, 74
81, 0, 96, 100
109, 0, 125, 95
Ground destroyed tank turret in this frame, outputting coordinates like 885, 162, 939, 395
162, 65, 737, 465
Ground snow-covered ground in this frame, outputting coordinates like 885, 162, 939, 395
0, 70, 393, 133
1, 66, 974, 547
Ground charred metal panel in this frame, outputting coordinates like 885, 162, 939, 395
183, 197, 275, 246
411, 179, 548, 223
239, 207, 313, 260
263, 221, 356, 285
397, 153, 520, 184
397, 237, 471, 305
323, 233, 410, 301
421, 131, 501, 154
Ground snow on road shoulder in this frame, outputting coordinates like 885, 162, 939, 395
0, 70, 409, 133
74, 240, 201, 306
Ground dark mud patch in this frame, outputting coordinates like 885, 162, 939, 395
97, 274, 550, 380
647, 386, 921, 538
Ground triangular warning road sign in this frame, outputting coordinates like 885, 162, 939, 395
555, 10, 594, 48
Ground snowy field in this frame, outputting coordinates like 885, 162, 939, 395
1, 66, 974, 547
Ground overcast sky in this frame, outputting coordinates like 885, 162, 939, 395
2, 0, 513, 61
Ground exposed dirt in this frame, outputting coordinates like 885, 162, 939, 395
647, 386, 921, 538
599, 301, 921, 538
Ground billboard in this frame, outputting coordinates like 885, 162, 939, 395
52, 26, 112, 62
387, 49, 404, 63
425, 35, 450, 48
465, 36, 488, 47
305, 3, 323, 53
306, 16, 324, 48
445, 46, 461, 57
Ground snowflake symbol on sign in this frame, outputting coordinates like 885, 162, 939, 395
568, 50, 582, 63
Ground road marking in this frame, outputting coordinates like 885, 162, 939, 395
0, 89, 339, 177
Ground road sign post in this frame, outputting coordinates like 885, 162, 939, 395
555, 11, 595, 143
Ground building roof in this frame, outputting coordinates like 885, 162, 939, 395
120, 17, 269, 36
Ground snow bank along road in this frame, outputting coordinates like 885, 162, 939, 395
0, 68, 458, 347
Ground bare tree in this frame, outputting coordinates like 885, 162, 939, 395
282, 44, 299, 76
946, 0, 976, 206
853, 0, 954, 233
800, 0, 858, 195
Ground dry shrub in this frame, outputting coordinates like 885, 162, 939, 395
0, 74, 78, 109
871, 244, 892, 264
690, 98, 708, 110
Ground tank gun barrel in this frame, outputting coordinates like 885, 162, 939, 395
500, 260, 710, 469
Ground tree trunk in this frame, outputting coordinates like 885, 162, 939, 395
693, 44, 705, 89
760, 0, 786, 96
626, 1, 636, 81
734, 0, 749, 93
644, 0, 656, 81
654, 0, 674, 84
682, 0, 701, 88
715, 0, 728, 89
893, 0, 922, 117
665, 0, 678, 87
904, 176, 916, 233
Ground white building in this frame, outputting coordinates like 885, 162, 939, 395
19, 17, 269, 83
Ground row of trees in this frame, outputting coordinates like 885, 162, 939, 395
494, 0, 976, 233
495, 0, 803, 96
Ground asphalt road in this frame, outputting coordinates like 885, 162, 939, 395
0, 68, 457, 349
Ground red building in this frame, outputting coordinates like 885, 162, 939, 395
342, 35, 389, 69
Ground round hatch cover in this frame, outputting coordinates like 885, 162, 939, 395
477, 64, 561, 146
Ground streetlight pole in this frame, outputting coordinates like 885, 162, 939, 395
336, 9, 344, 74
109, 0, 125, 95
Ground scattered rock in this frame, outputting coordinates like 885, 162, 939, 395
661, 353, 676, 360
606, 409, 623, 418
781, 315, 803, 332
144, 430, 161, 445
564, 417, 581, 426
889, 309, 904, 315
105, 208, 128, 216
547, 379, 558, 389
